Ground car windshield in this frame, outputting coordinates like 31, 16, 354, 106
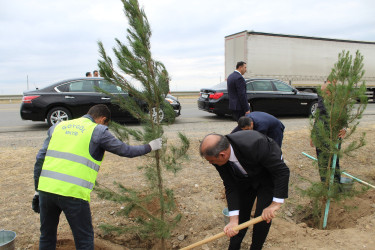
210, 81, 227, 89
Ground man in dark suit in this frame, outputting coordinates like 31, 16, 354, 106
200, 131, 289, 250
227, 61, 250, 121
231, 112, 285, 148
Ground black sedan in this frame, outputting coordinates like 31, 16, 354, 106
20, 77, 181, 126
198, 79, 318, 117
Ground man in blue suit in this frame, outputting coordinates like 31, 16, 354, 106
231, 112, 285, 148
227, 61, 250, 121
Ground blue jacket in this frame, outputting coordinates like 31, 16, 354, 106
33, 115, 151, 190
227, 71, 250, 112
231, 111, 285, 147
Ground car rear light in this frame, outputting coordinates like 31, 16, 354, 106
209, 92, 224, 99
22, 95, 40, 103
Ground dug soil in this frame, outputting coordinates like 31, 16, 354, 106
1, 124, 374, 249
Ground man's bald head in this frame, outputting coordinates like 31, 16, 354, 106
200, 133, 230, 157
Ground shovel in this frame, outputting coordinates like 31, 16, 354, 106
180, 216, 263, 250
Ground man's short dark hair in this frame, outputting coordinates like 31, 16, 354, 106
200, 133, 230, 157
87, 104, 111, 123
93, 70, 98, 74
236, 61, 246, 69
86, 72, 91, 77
238, 116, 253, 129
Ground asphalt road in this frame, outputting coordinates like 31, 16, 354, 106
1, 99, 374, 134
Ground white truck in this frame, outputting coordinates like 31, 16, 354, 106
225, 31, 375, 101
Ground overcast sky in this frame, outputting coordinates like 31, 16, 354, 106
0, 0, 374, 94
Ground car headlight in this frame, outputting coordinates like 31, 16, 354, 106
165, 97, 178, 105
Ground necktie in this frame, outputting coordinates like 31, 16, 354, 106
229, 161, 248, 178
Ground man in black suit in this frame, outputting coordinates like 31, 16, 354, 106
227, 61, 250, 121
200, 131, 289, 250
231, 112, 285, 148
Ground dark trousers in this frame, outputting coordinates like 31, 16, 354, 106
232, 110, 246, 121
39, 191, 94, 250
316, 146, 341, 183
228, 182, 273, 250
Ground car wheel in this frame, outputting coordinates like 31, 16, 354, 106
47, 107, 72, 126
309, 101, 318, 117
151, 107, 165, 123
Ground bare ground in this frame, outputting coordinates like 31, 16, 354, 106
1, 123, 375, 249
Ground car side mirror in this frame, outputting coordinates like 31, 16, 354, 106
292, 89, 297, 94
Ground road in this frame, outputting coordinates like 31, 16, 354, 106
1, 99, 374, 134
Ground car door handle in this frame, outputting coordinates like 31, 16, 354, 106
64, 96, 75, 99
101, 97, 111, 100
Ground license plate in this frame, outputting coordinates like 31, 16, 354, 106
201, 93, 208, 98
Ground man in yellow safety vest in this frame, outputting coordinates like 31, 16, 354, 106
32, 104, 162, 249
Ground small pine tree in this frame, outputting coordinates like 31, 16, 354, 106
309, 50, 368, 229
94, 0, 189, 248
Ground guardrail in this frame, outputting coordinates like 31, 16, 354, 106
0, 95, 22, 102
0, 92, 200, 103
170, 91, 199, 97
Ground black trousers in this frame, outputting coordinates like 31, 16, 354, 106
231, 110, 246, 122
316, 144, 341, 183
228, 181, 273, 250
39, 191, 94, 250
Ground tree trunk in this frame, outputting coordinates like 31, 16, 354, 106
155, 150, 166, 249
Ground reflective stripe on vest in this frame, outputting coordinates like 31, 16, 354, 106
46, 150, 100, 172
41, 169, 94, 190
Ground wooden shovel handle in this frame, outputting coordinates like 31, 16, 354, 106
180, 216, 264, 250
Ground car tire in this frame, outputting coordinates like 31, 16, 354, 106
47, 107, 72, 127
151, 107, 165, 123
309, 101, 318, 117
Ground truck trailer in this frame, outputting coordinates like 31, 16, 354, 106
225, 31, 375, 101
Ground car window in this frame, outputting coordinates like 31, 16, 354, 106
97, 80, 125, 93
55, 83, 69, 92
273, 80, 293, 92
251, 81, 273, 91
65, 80, 96, 92
246, 82, 254, 91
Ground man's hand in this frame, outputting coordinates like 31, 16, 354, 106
245, 111, 250, 115
262, 201, 281, 223
32, 192, 40, 213
224, 215, 239, 237
149, 138, 162, 151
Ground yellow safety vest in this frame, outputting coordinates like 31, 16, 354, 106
38, 117, 102, 202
